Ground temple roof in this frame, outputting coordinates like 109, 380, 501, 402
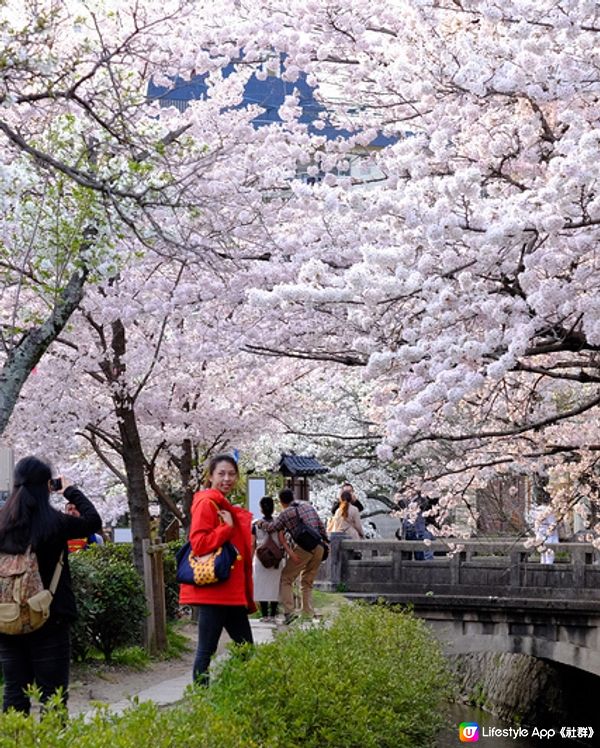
278, 453, 328, 477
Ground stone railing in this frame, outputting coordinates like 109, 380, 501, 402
319, 535, 600, 600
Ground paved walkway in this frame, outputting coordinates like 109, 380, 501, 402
81, 619, 278, 717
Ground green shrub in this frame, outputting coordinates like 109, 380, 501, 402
0, 604, 451, 748
69, 556, 98, 662
208, 603, 452, 748
80, 541, 182, 621
70, 547, 147, 662
83, 541, 135, 566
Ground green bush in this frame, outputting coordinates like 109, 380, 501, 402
209, 603, 452, 748
70, 540, 183, 659
79, 541, 183, 621
70, 546, 147, 662
69, 556, 98, 662
0, 604, 451, 747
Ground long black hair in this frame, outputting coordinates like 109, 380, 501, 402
0, 455, 63, 553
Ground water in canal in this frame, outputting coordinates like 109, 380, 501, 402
436, 703, 593, 747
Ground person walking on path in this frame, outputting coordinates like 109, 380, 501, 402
259, 489, 328, 624
0, 455, 101, 713
328, 490, 364, 539
179, 454, 256, 685
252, 496, 285, 622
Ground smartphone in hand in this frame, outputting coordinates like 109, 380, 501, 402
49, 477, 63, 492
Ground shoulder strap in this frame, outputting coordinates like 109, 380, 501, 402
209, 499, 225, 525
48, 551, 65, 596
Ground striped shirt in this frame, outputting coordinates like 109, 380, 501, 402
262, 501, 328, 543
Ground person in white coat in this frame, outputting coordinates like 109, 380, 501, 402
252, 496, 285, 622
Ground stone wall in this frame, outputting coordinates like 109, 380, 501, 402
449, 652, 598, 726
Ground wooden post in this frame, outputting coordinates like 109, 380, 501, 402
142, 539, 169, 654
142, 538, 156, 652
149, 544, 168, 652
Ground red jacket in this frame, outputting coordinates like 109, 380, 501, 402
179, 489, 255, 610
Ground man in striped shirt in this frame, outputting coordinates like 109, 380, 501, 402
259, 489, 328, 623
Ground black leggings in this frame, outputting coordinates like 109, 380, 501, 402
259, 601, 278, 617
0, 620, 71, 713
193, 604, 253, 685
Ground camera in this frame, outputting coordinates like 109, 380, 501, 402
49, 477, 63, 492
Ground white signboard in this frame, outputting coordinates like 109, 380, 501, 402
114, 528, 133, 543
247, 477, 267, 519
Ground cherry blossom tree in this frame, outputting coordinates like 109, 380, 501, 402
6, 0, 600, 548
7, 248, 322, 570
0, 0, 294, 432
0, 0, 327, 569
225, 0, 600, 537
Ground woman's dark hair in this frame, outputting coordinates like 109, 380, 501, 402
259, 495, 274, 520
0, 455, 63, 553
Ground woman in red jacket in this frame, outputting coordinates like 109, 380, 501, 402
179, 453, 256, 684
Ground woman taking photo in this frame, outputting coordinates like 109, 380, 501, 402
0, 455, 101, 713
179, 453, 255, 684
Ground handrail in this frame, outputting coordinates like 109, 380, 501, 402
322, 536, 600, 599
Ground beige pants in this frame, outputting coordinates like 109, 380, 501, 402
280, 545, 324, 616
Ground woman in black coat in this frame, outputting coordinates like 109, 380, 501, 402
0, 455, 101, 713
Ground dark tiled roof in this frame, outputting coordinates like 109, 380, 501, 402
278, 454, 328, 477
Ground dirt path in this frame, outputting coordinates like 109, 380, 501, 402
68, 623, 197, 714
67, 592, 345, 714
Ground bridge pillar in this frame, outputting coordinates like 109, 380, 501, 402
450, 551, 462, 585
325, 532, 345, 589
510, 550, 523, 587
573, 547, 586, 587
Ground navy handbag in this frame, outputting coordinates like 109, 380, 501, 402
176, 540, 239, 586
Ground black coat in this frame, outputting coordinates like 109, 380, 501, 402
1, 487, 102, 622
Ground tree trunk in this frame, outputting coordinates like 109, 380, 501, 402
0, 268, 87, 435
104, 318, 152, 577
116, 402, 152, 577
179, 438, 195, 527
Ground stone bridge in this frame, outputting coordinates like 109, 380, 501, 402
320, 538, 600, 676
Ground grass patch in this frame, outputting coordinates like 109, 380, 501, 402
110, 646, 149, 670
71, 621, 192, 684
156, 623, 192, 661
311, 588, 348, 616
